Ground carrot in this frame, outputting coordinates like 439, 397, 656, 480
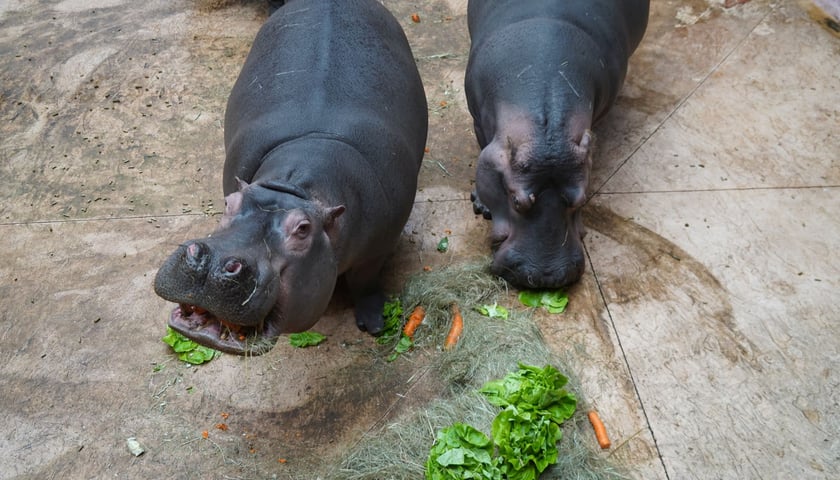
411, 13, 421, 23
201, 430, 209, 439
444, 303, 463, 350
588, 410, 611, 449
403, 305, 426, 338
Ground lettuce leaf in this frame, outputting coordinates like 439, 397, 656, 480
518, 290, 569, 314
426, 423, 502, 480
162, 327, 221, 364
475, 302, 509, 319
288, 331, 326, 348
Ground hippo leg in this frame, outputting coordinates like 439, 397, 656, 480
345, 258, 388, 335
471, 191, 492, 219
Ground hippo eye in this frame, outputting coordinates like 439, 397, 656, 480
293, 220, 311, 239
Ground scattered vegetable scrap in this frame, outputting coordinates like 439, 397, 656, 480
220, 412, 230, 420
518, 289, 569, 314
411, 13, 420, 23
444, 303, 463, 350
126, 437, 144, 457
403, 305, 426, 338
215, 423, 228, 431
439, 100, 448, 107
162, 327, 221, 364
423, 265, 432, 272
474, 302, 509, 319
288, 331, 326, 348
388, 335, 414, 362
278, 458, 288, 464
424, 146, 430, 153
436, 236, 449, 253
201, 430, 209, 439
588, 410, 611, 449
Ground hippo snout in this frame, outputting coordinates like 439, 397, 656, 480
491, 242, 586, 289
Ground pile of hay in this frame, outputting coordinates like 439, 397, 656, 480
333, 262, 629, 479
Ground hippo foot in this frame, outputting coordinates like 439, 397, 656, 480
354, 291, 386, 336
470, 191, 492, 219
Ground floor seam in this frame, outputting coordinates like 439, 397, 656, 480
592, 5, 778, 199
597, 184, 840, 195
584, 240, 671, 480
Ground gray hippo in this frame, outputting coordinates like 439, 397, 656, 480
154, 0, 428, 355
465, 0, 649, 288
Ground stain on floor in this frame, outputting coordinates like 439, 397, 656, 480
1, 0, 838, 479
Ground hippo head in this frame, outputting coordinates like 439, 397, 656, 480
154, 179, 345, 355
474, 128, 592, 289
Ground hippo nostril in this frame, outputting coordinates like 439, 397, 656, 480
185, 242, 209, 269
223, 259, 243, 275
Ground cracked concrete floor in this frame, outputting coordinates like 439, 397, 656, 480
1, 0, 838, 479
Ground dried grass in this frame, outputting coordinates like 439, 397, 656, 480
333, 261, 629, 480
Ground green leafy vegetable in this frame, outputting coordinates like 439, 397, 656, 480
437, 236, 449, 253
289, 331, 327, 348
426, 364, 577, 479
479, 364, 577, 479
492, 407, 560, 480
475, 302, 509, 319
426, 423, 502, 480
378, 297, 404, 345
387, 335, 414, 362
479, 364, 577, 423
162, 327, 221, 365
518, 290, 569, 314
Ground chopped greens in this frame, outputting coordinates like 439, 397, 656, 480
288, 331, 327, 348
475, 302, 509, 319
162, 327, 221, 365
378, 297, 404, 345
518, 290, 569, 314
387, 335, 414, 362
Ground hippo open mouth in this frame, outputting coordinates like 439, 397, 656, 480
167, 303, 280, 356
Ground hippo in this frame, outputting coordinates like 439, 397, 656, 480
154, 0, 428, 355
465, 0, 649, 288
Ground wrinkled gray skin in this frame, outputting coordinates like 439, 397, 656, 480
465, 0, 649, 288
154, 0, 427, 355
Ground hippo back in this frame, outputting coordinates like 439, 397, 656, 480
222, 0, 428, 196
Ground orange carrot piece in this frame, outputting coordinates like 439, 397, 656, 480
403, 306, 426, 338
588, 410, 611, 449
411, 13, 421, 23
444, 303, 463, 350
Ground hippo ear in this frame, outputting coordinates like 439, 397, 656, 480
219, 191, 244, 228
324, 205, 346, 228
323, 205, 345, 243
234, 177, 250, 191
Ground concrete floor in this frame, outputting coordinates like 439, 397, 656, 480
1, 0, 838, 478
